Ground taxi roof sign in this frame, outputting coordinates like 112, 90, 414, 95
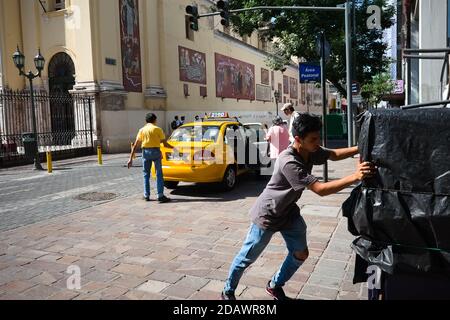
202, 112, 241, 124
207, 112, 229, 118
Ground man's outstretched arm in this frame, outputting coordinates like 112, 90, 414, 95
328, 146, 359, 161
308, 161, 375, 197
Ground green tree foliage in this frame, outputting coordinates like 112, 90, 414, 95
224, 0, 395, 97
361, 72, 394, 107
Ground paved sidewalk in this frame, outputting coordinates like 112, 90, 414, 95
0, 155, 366, 300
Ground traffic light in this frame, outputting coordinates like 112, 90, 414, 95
186, 5, 199, 31
217, 0, 230, 27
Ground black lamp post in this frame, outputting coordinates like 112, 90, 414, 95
12, 46, 45, 170
274, 90, 280, 116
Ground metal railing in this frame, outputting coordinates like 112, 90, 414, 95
402, 48, 450, 109
0, 90, 95, 167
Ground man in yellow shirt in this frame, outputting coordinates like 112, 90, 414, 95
128, 113, 173, 203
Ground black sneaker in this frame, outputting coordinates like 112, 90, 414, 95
265, 281, 291, 300
221, 291, 236, 300
158, 196, 171, 203
143, 196, 150, 202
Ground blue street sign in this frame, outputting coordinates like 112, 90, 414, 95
299, 63, 321, 83
352, 81, 360, 95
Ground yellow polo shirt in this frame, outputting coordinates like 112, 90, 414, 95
137, 124, 165, 148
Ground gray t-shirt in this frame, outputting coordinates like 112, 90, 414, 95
250, 146, 331, 231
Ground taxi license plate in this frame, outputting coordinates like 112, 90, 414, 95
167, 153, 188, 161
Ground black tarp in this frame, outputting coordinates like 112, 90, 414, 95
342, 108, 450, 278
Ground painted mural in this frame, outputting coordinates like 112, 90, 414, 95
271, 70, 275, 90
179, 46, 207, 84
200, 86, 207, 97
119, 0, 142, 92
306, 83, 314, 106
283, 75, 289, 94
261, 68, 269, 85
277, 83, 282, 102
301, 83, 306, 105
215, 53, 255, 100
290, 77, 298, 99
256, 84, 271, 102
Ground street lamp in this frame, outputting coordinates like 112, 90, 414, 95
274, 90, 280, 116
12, 46, 45, 170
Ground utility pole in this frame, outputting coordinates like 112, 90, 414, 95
345, 1, 354, 147
351, 0, 357, 145
320, 32, 328, 182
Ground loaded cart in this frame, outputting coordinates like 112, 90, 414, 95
343, 108, 450, 300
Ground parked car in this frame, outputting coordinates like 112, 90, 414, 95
152, 113, 268, 191
243, 122, 270, 165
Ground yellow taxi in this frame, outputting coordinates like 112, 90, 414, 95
153, 113, 266, 191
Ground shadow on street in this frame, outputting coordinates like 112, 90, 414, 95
168, 172, 271, 201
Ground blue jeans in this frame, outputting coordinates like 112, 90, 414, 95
142, 148, 164, 198
224, 215, 307, 294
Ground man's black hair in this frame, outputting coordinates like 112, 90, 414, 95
291, 113, 322, 139
146, 113, 157, 123
174, 116, 179, 120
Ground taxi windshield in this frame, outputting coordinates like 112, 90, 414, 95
169, 126, 220, 142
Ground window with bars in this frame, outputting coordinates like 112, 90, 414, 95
54, 0, 65, 10
42, 0, 65, 11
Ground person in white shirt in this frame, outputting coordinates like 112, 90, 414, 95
281, 103, 301, 143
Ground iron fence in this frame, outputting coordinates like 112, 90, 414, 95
0, 89, 95, 168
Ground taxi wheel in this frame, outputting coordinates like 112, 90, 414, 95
164, 181, 179, 189
221, 166, 237, 191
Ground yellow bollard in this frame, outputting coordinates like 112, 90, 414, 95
46, 151, 52, 173
97, 146, 103, 165
131, 142, 136, 159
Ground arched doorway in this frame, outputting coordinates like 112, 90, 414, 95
48, 52, 76, 145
